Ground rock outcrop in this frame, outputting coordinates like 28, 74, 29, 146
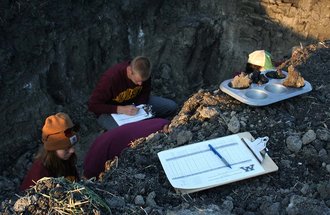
0, 0, 329, 189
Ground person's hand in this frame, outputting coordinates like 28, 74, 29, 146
117, 105, 139, 115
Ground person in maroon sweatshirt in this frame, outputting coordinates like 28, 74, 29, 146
20, 113, 80, 191
88, 56, 178, 130
83, 118, 169, 179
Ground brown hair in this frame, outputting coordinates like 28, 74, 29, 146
36, 147, 79, 180
131, 56, 151, 80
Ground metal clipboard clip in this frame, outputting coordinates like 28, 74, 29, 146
241, 136, 269, 163
142, 104, 155, 117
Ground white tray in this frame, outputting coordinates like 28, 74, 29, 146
220, 71, 312, 106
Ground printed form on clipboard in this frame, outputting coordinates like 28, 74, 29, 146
157, 132, 278, 194
111, 104, 153, 126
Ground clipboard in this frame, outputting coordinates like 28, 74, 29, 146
111, 104, 153, 126
157, 132, 278, 194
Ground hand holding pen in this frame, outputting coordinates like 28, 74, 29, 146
117, 104, 139, 115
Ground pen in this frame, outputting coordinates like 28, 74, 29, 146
132, 103, 141, 109
208, 144, 232, 169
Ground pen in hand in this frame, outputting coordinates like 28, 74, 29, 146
208, 144, 232, 169
118, 105, 139, 115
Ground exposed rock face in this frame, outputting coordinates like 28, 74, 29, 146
0, 0, 329, 176
1, 42, 330, 214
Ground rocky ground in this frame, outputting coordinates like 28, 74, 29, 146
1, 41, 330, 214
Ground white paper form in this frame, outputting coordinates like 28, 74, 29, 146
111, 104, 153, 126
158, 135, 265, 190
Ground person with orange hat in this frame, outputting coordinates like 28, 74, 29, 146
20, 112, 80, 191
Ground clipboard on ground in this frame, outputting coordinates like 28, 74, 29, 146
111, 104, 153, 126
157, 132, 278, 194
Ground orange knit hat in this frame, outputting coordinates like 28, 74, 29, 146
42, 112, 77, 151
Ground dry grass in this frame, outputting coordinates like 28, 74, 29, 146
31, 177, 112, 215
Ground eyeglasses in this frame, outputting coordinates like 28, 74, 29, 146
44, 124, 80, 142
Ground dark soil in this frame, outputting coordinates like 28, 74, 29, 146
1, 41, 330, 214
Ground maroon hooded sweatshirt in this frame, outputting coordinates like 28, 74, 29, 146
20, 158, 79, 191
88, 61, 151, 116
